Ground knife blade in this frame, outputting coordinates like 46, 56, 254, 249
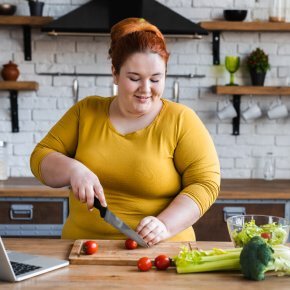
93, 197, 149, 248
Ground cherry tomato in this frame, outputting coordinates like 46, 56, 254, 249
137, 257, 152, 272
261, 232, 272, 240
82, 240, 98, 255
125, 238, 138, 250
154, 254, 171, 270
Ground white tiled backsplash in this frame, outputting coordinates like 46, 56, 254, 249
0, 0, 289, 179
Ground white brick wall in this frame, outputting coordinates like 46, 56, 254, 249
0, 0, 289, 179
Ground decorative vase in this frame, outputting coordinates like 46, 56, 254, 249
1, 61, 20, 81
249, 70, 266, 86
28, 1, 44, 16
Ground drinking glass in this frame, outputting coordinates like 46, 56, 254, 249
225, 56, 240, 86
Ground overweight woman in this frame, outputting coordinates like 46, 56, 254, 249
30, 18, 220, 246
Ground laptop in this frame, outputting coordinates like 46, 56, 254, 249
0, 237, 69, 282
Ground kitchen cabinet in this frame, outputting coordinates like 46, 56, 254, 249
194, 200, 288, 241
0, 16, 53, 61
0, 81, 39, 132
194, 179, 290, 242
0, 178, 69, 237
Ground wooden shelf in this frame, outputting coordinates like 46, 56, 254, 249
0, 16, 53, 26
0, 16, 53, 61
0, 81, 38, 133
214, 86, 290, 136
0, 81, 39, 91
200, 21, 290, 65
214, 86, 290, 96
200, 21, 290, 32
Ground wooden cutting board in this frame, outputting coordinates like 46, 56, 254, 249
69, 240, 195, 266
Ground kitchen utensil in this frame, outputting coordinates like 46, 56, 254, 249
267, 98, 288, 119
173, 80, 179, 103
227, 215, 290, 247
217, 100, 237, 120
0, 4, 17, 15
72, 78, 79, 103
241, 99, 262, 121
93, 197, 149, 248
69, 239, 192, 265
223, 10, 248, 21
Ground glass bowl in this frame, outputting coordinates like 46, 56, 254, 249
227, 215, 289, 247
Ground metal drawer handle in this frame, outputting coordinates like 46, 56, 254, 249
10, 204, 33, 220
223, 206, 246, 222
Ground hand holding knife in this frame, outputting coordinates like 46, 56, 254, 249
93, 197, 149, 248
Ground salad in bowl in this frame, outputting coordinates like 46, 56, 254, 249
227, 215, 289, 247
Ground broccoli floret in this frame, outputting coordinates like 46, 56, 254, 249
240, 236, 290, 281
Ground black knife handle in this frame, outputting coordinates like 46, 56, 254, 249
93, 197, 107, 218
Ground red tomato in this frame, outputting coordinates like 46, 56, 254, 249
137, 257, 152, 272
82, 240, 98, 255
154, 254, 171, 270
261, 232, 272, 240
125, 238, 138, 250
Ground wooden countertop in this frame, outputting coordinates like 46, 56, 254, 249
1, 238, 289, 289
0, 177, 290, 199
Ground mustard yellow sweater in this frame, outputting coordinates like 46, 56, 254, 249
30, 96, 220, 241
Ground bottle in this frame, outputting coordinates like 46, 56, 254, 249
269, 0, 286, 22
263, 152, 275, 181
0, 141, 8, 180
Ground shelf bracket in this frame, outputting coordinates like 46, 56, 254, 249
22, 25, 32, 61
232, 95, 241, 136
212, 31, 220, 65
9, 90, 19, 133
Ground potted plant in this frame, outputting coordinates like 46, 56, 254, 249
246, 48, 270, 86
27, 0, 45, 16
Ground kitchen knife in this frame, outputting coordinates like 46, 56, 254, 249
93, 197, 149, 248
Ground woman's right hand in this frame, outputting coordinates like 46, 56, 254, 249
69, 163, 106, 210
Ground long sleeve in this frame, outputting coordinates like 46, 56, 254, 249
30, 100, 80, 184
174, 107, 220, 215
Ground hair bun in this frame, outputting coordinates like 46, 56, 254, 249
110, 17, 165, 44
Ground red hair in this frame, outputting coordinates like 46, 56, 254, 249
109, 18, 170, 73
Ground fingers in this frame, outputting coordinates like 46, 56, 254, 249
94, 184, 107, 207
136, 216, 168, 246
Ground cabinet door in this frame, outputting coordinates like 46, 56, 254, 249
193, 201, 285, 241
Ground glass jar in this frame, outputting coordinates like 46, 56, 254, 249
0, 141, 8, 180
269, 0, 286, 22
263, 152, 275, 181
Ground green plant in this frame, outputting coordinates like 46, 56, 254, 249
247, 48, 270, 73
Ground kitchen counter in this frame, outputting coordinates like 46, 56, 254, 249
1, 177, 290, 199
1, 238, 289, 290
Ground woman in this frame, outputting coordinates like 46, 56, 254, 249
30, 18, 220, 246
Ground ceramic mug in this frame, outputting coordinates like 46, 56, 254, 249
267, 99, 288, 119
217, 100, 237, 120
241, 100, 262, 121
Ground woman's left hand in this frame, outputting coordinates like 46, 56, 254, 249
136, 216, 170, 246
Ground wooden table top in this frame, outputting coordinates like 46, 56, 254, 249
1, 238, 289, 290
1, 177, 290, 199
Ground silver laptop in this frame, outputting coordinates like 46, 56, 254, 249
0, 237, 69, 282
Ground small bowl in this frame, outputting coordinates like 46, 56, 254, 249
227, 215, 290, 247
0, 4, 17, 16
223, 10, 247, 21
